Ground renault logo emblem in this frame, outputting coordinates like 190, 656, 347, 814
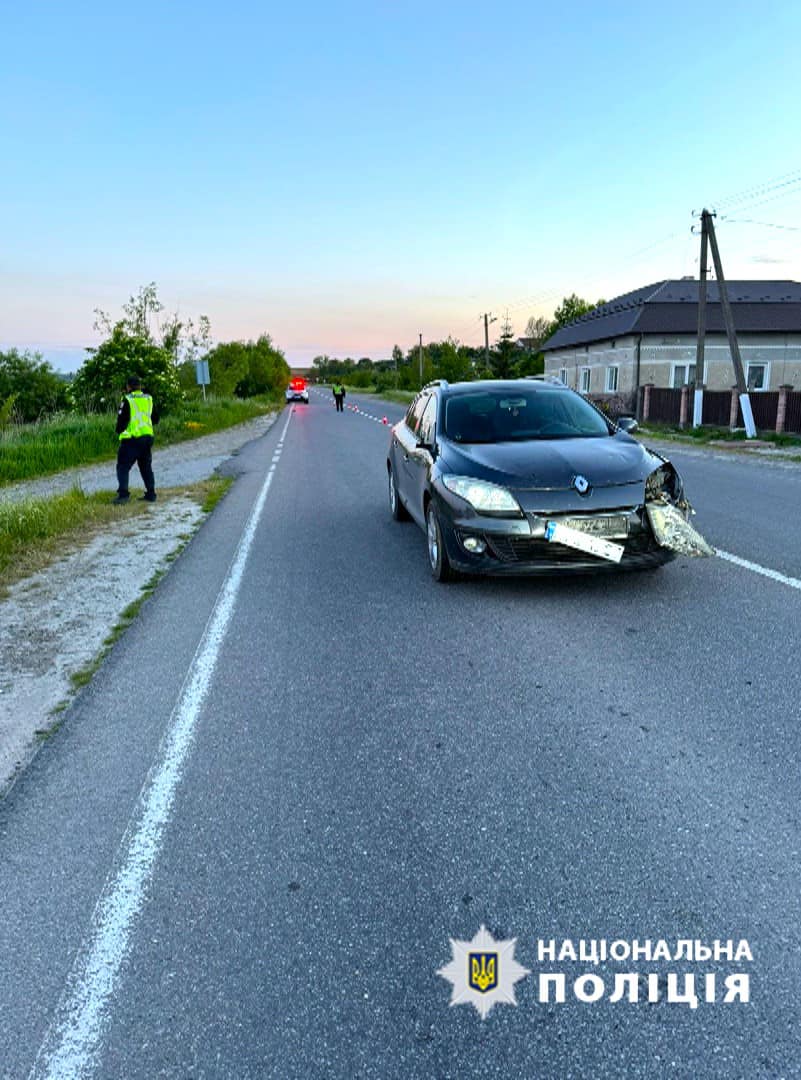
573, 474, 591, 495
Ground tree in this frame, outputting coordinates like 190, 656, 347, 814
69, 326, 182, 413
72, 283, 214, 413
235, 335, 290, 397
523, 316, 551, 349
94, 283, 212, 367
201, 336, 290, 398
0, 349, 68, 421
490, 313, 518, 379
550, 294, 605, 332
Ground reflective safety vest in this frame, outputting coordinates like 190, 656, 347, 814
333, 383, 343, 394
120, 392, 154, 439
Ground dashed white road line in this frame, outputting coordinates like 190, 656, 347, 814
31, 409, 294, 1080
715, 549, 801, 592
318, 390, 801, 593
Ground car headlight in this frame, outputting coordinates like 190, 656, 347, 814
645, 463, 685, 505
442, 475, 522, 514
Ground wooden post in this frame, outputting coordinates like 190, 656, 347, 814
776, 385, 793, 433
679, 384, 690, 428
705, 211, 757, 437
729, 387, 739, 429
642, 383, 653, 422
694, 214, 709, 427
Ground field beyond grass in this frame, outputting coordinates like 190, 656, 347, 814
0, 395, 280, 487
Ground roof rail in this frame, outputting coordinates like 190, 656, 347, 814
422, 379, 449, 390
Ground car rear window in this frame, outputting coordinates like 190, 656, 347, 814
443, 389, 611, 442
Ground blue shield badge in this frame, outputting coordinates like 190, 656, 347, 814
468, 951, 498, 994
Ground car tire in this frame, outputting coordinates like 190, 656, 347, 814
389, 464, 410, 522
426, 503, 453, 582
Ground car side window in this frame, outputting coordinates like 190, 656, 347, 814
418, 395, 437, 445
405, 393, 429, 435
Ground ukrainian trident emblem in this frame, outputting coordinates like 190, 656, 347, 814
469, 952, 498, 993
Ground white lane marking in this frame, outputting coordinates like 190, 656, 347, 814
716, 549, 801, 592
32, 409, 294, 1080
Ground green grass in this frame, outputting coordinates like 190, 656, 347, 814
373, 389, 417, 405
0, 395, 281, 486
639, 422, 801, 447
0, 477, 231, 593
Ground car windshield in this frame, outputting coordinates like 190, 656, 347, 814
443, 389, 612, 443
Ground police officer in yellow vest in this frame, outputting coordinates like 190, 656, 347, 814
113, 376, 160, 504
332, 381, 346, 412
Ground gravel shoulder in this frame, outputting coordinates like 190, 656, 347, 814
0, 412, 279, 793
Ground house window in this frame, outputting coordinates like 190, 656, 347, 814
558, 368, 568, 385
746, 363, 768, 391
605, 366, 619, 392
671, 363, 696, 388
580, 367, 591, 393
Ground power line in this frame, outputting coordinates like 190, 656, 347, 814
721, 217, 801, 232
708, 168, 801, 211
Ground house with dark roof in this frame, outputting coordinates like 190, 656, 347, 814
540, 280, 801, 412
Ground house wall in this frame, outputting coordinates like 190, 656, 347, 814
545, 333, 801, 391
544, 336, 639, 395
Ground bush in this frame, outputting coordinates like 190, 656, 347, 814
69, 326, 183, 414
0, 349, 68, 421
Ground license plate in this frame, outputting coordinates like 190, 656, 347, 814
561, 515, 628, 539
545, 521, 624, 563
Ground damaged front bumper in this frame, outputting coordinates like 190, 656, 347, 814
645, 498, 715, 558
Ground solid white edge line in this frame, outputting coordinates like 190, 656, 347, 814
31, 408, 294, 1080
716, 548, 801, 591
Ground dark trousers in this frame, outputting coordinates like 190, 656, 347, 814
117, 435, 155, 497
334, 394, 344, 412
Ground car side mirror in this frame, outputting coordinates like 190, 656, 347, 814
616, 417, 639, 434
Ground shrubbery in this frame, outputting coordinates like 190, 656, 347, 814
69, 327, 183, 413
0, 349, 68, 422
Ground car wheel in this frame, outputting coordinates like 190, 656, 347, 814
426, 504, 453, 582
388, 465, 410, 522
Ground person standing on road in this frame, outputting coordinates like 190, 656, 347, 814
113, 376, 160, 504
332, 381, 346, 412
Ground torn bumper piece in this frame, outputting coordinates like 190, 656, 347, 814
646, 500, 715, 558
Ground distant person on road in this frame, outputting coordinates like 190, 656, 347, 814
332, 381, 346, 412
113, 376, 160, 504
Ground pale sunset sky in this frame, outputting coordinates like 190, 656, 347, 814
3, 0, 801, 370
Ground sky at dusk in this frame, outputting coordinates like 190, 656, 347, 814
3, 0, 801, 371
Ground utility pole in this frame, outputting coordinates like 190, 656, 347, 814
703, 210, 757, 438
419, 333, 423, 386
693, 213, 709, 427
483, 313, 497, 369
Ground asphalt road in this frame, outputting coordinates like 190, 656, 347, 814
1, 391, 800, 1079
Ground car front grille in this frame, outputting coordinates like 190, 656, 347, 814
486, 529, 663, 567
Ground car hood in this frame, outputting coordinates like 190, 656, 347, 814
439, 434, 660, 490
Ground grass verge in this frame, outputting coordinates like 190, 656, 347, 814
0, 395, 281, 486
638, 422, 801, 447
0, 476, 232, 595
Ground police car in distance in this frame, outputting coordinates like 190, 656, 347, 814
286, 377, 309, 403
